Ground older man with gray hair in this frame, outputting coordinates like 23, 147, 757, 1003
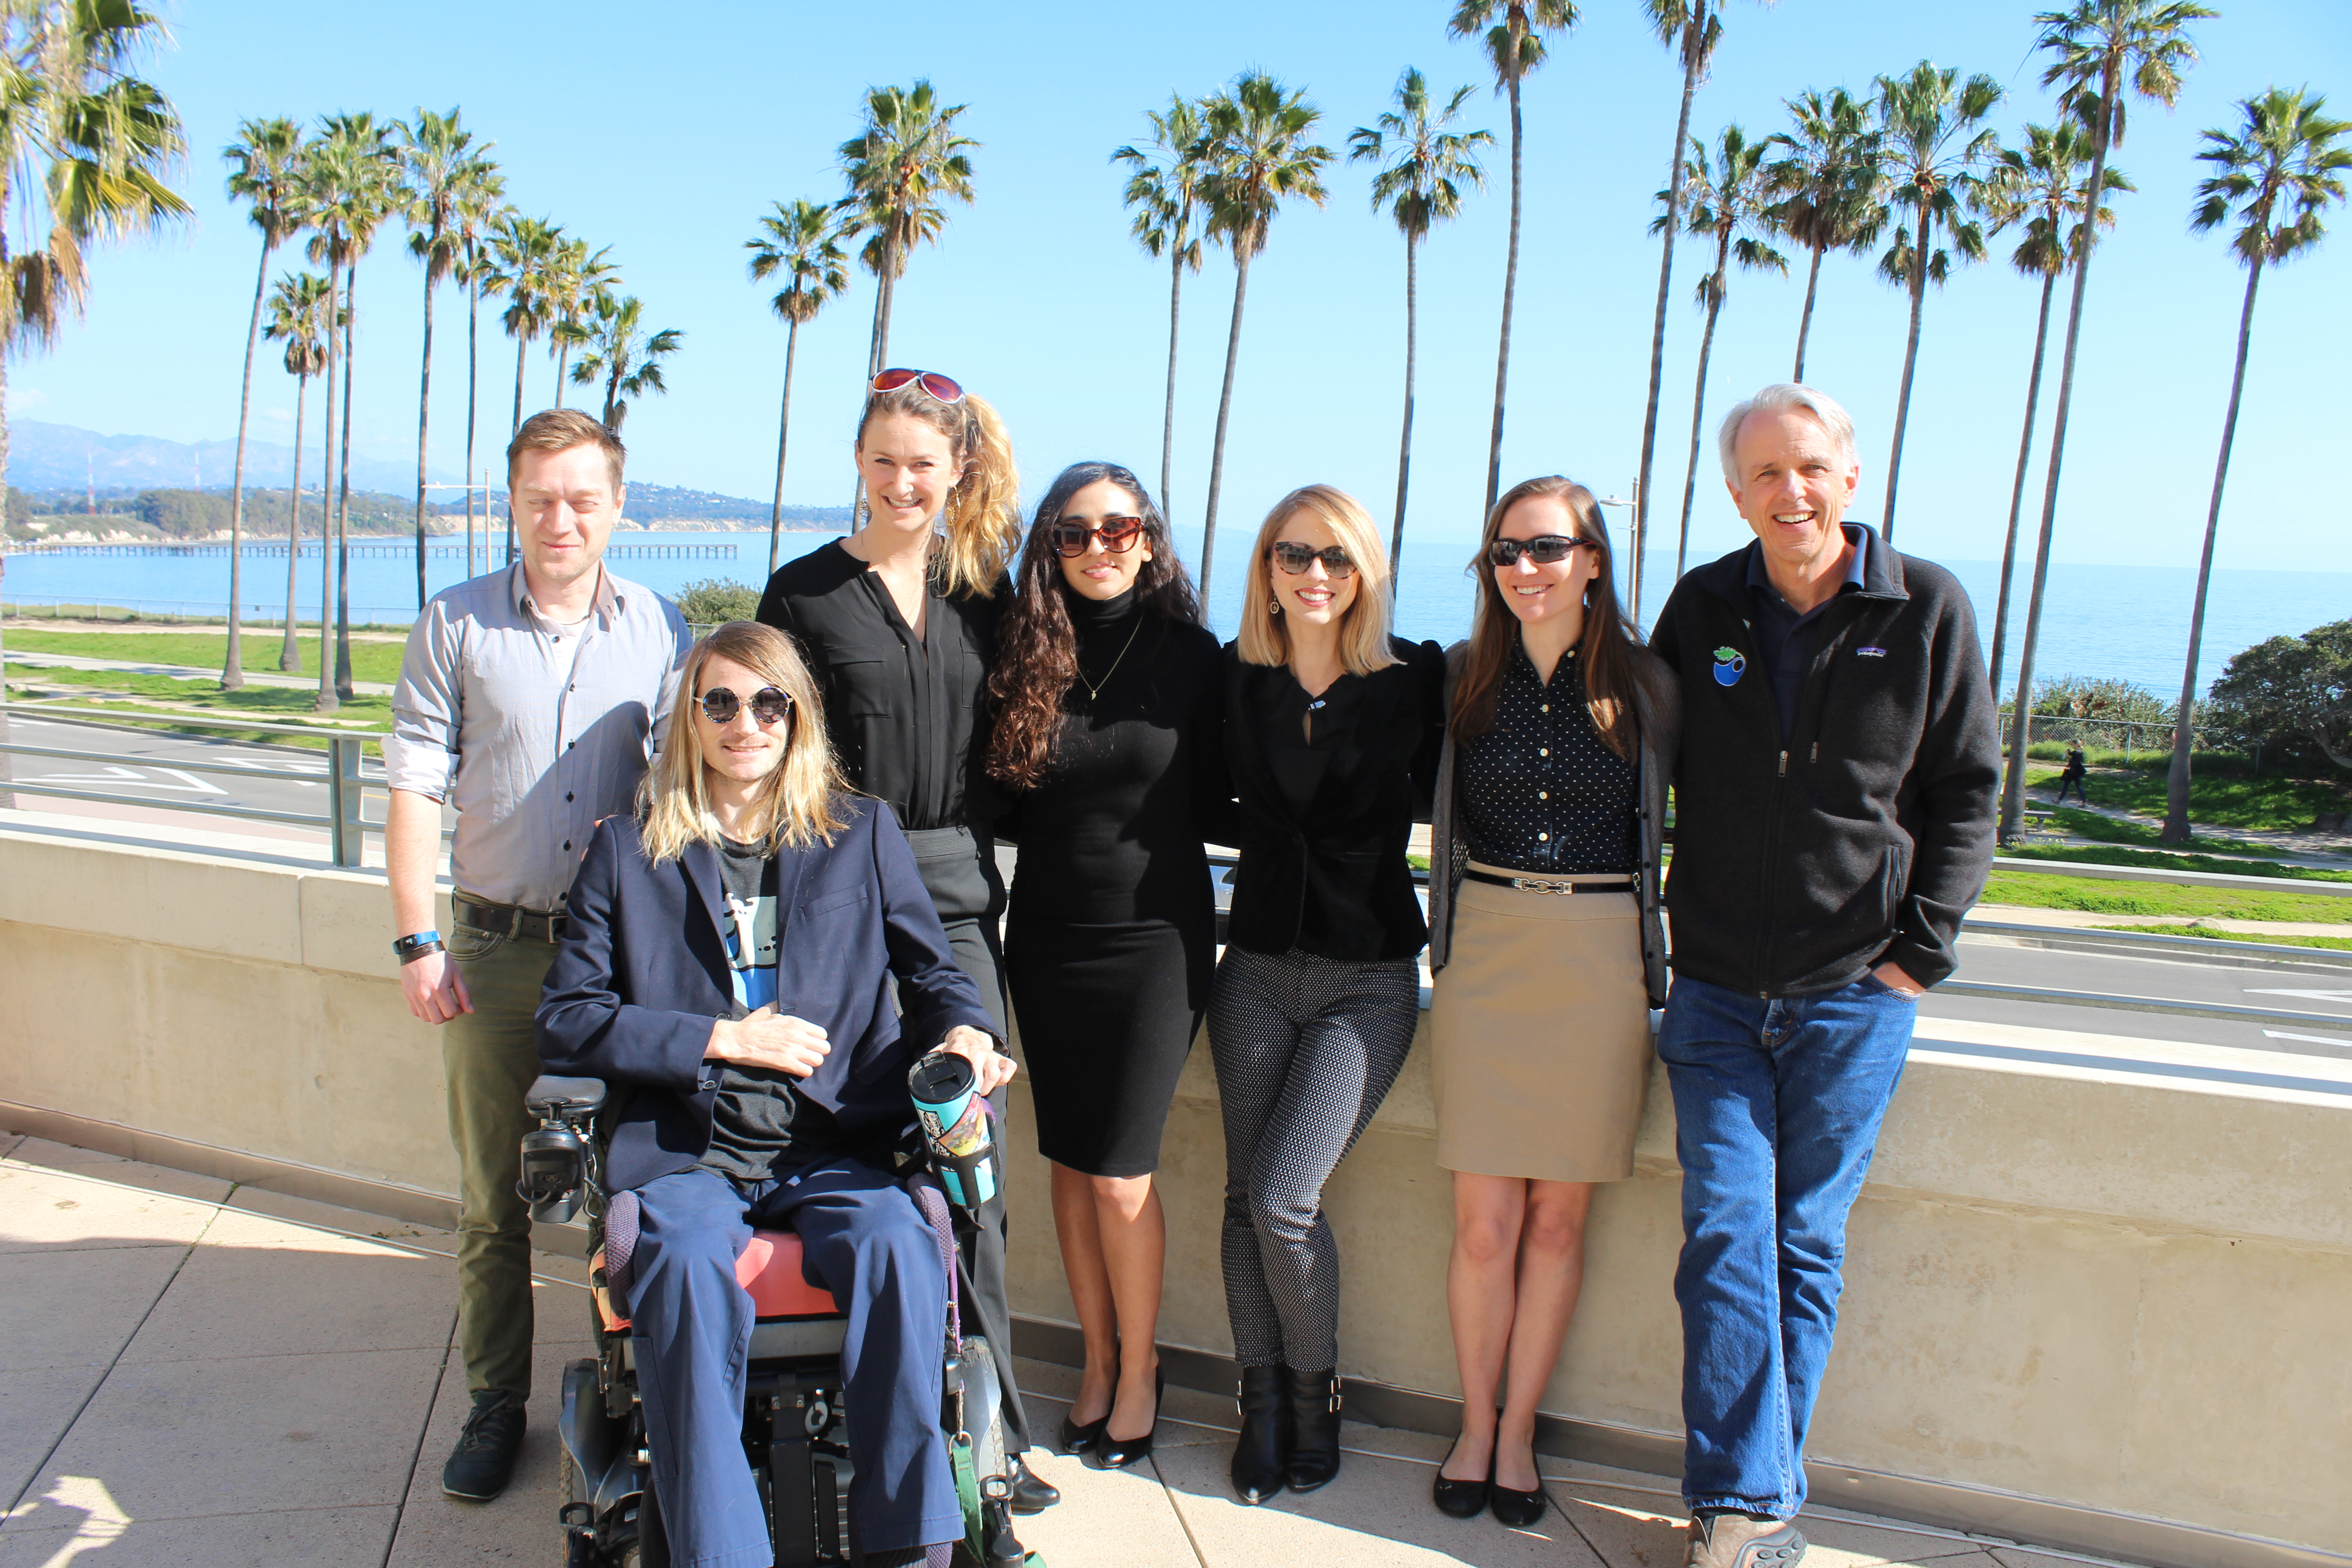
1647, 383, 1999, 1568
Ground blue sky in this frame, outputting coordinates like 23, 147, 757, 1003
18, 0, 2350, 579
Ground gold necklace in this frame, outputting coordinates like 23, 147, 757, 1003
1077, 612, 1145, 702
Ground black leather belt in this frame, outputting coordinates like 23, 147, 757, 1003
1461, 870, 1635, 897
453, 893, 568, 943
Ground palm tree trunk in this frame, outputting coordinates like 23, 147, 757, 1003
1880, 211, 1930, 544
1637, 24, 1705, 622
1485, 69, 1524, 516
2161, 255, 2263, 843
1793, 237, 1825, 380
1676, 254, 1730, 581
1985, 270, 2057, 704
335, 261, 357, 700
875, 240, 899, 373
1161, 239, 1184, 521
464, 270, 479, 581
769, 318, 799, 577
553, 339, 566, 409
316, 263, 342, 715
1198, 244, 1254, 607
224, 236, 273, 690
507, 333, 527, 567
1999, 70, 2119, 844
281, 375, 306, 671
414, 253, 436, 611
1388, 231, 1420, 598
510, 332, 526, 436
0, 248, 12, 812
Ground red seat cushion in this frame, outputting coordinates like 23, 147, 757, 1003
737, 1229, 846, 1318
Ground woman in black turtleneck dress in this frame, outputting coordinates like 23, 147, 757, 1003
986, 461, 1229, 1474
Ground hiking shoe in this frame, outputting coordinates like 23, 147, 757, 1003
441, 1390, 526, 1500
1687, 1513, 1807, 1568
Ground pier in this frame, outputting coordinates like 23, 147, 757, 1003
3, 540, 737, 561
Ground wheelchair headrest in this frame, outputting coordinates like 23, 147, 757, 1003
526, 1074, 608, 1118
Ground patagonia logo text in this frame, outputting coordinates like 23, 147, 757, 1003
1856, 646, 1887, 658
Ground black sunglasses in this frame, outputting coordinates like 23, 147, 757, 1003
699, 685, 795, 727
1487, 534, 1593, 568
1050, 517, 1147, 559
1270, 541, 1357, 578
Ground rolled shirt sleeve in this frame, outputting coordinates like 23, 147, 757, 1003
383, 598, 462, 802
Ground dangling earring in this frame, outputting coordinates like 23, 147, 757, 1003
1269, 597, 1282, 616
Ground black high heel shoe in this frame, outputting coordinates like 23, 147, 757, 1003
1432, 1437, 1491, 1518
1091, 1366, 1165, 1470
1058, 1409, 1107, 1455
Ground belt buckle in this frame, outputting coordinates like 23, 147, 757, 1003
1511, 877, 1574, 896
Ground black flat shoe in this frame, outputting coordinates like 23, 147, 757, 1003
1230, 1366, 1292, 1504
1091, 1367, 1164, 1470
1432, 1441, 1490, 1519
1490, 1478, 1547, 1528
1006, 1456, 1059, 1514
1058, 1410, 1107, 1455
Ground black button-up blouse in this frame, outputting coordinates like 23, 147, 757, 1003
1458, 642, 1638, 874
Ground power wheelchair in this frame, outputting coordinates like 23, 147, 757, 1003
518, 1073, 1031, 1568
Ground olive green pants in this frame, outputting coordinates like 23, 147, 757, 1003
443, 920, 561, 1399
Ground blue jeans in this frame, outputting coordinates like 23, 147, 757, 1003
1656, 972, 1918, 1517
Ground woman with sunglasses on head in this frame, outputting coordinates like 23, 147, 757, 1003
537, 622, 1011, 1568
984, 462, 1230, 1473
1423, 477, 1677, 1527
1212, 484, 1445, 1504
754, 367, 1057, 1511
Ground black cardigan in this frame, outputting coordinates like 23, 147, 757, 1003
1220, 637, 1447, 961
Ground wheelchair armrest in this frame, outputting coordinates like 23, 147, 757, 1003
526, 1074, 608, 1119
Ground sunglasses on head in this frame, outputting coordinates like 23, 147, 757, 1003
1270, 541, 1357, 578
698, 686, 795, 727
869, 367, 965, 404
1050, 516, 1146, 559
1487, 534, 1593, 568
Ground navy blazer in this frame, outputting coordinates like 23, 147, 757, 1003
536, 795, 998, 1194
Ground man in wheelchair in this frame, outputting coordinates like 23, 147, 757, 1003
535, 621, 1018, 1568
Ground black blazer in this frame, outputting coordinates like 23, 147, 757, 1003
536, 797, 998, 1194
1221, 637, 1447, 961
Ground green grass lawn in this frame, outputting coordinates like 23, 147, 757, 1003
2000, 842, 2352, 882
2024, 764, 2350, 835
1979, 869, 2352, 924
2027, 802, 2296, 858
3, 628, 407, 686
2089, 922, 2352, 952
7, 669, 389, 751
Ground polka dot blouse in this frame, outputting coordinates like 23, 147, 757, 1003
1458, 642, 1639, 874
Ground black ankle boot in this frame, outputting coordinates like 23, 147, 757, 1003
1284, 1366, 1342, 1493
1230, 1366, 1292, 1504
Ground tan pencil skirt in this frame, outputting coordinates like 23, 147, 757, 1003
1429, 862, 1653, 1182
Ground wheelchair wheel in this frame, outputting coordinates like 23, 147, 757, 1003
560, 1446, 665, 1568
957, 1334, 1009, 1486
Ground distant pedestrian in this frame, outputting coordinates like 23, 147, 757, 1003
1649, 383, 1999, 1568
2056, 741, 2089, 806
383, 409, 690, 1502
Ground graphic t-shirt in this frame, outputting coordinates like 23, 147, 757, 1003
697, 834, 836, 1181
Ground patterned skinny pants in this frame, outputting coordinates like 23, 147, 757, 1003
1206, 945, 1422, 1371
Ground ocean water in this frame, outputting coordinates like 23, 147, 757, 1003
4, 528, 2344, 701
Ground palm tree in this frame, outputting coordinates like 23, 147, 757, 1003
1761, 88, 1882, 380
1870, 62, 2000, 545
746, 199, 847, 574
837, 80, 978, 376
488, 210, 559, 437
1448, 0, 1578, 515
453, 194, 509, 577
398, 108, 497, 610
1113, 94, 1209, 520
569, 293, 681, 434
1978, 122, 2128, 705
1659, 123, 1785, 581
1998, 0, 2210, 843
218, 117, 304, 690
1632, 0, 1727, 620
1350, 69, 1491, 594
262, 271, 333, 671
2159, 89, 2350, 843
1194, 71, 1333, 603
296, 136, 353, 713
544, 239, 617, 406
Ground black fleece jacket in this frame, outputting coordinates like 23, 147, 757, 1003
1652, 536, 1999, 997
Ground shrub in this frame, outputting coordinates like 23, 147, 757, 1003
672, 577, 761, 627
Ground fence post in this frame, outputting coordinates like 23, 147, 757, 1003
328, 736, 363, 868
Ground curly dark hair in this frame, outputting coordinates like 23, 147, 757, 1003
985, 461, 1200, 790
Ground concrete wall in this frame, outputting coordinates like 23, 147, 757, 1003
3, 822, 2347, 1564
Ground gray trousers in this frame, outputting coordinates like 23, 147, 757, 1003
1206, 946, 1421, 1371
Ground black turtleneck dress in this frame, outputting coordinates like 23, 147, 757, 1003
1000, 587, 1232, 1177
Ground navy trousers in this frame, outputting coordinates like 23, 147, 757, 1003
625, 1161, 960, 1568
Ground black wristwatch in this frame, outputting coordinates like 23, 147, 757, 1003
393, 930, 446, 965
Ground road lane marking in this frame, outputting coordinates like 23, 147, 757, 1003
2263, 1029, 2352, 1049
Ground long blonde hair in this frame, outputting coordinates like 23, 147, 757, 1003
1235, 484, 1400, 676
640, 622, 849, 862
857, 381, 1022, 598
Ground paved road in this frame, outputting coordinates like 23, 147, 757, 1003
12, 712, 2350, 1065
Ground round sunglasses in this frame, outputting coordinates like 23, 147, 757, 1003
1487, 534, 1594, 568
1270, 541, 1357, 578
1050, 516, 1146, 559
698, 685, 795, 727
869, 367, 965, 404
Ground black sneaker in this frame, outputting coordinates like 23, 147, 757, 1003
441, 1390, 526, 1501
